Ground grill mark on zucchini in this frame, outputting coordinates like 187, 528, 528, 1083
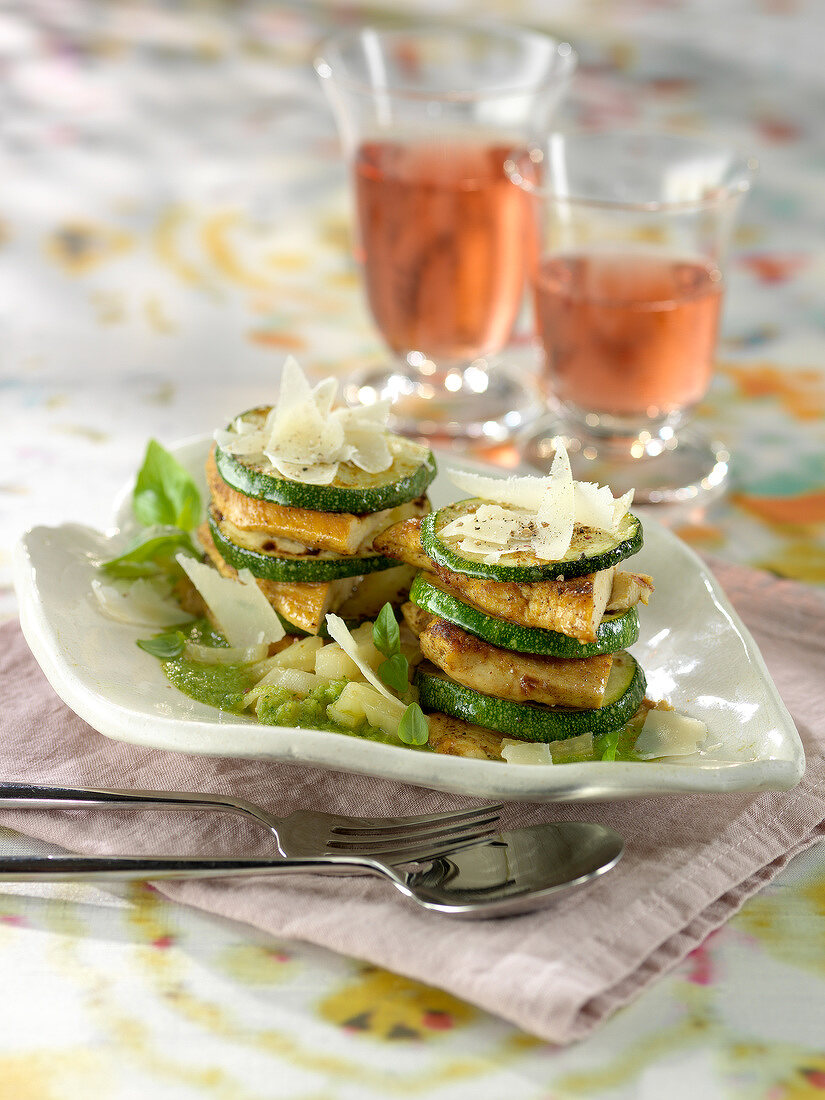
422, 499, 643, 582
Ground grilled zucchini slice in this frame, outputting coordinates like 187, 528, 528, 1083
215, 408, 437, 513
421, 499, 642, 582
415, 651, 646, 743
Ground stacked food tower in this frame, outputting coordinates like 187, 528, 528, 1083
375, 446, 654, 760
198, 358, 437, 635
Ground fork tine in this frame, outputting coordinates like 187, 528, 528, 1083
329, 827, 501, 865
327, 810, 502, 853
329, 803, 503, 836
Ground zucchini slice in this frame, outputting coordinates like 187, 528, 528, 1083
215, 408, 437, 513
415, 651, 646, 743
409, 574, 640, 658
207, 509, 397, 582
421, 499, 643, 582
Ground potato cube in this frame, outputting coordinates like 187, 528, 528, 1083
326, 702, 362, 729
276, 668, 325, 697
315, 642, 362, 681
356, 686, 406, 738
330, 681, 368, 725
252, 637, 324, 688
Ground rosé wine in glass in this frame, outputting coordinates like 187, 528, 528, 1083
534, 251, 723, 419
355, 140, 529, 365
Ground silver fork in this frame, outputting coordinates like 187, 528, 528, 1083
0, 782, 502, 865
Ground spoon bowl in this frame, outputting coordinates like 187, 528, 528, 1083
395, 822, 624, 917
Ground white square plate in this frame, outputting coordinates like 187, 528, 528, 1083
13, 438, 804, 802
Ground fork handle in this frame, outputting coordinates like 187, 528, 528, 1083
0, 781, 262, 820
0, 853, 383, 883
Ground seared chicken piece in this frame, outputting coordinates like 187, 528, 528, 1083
607, 571, 655, 611
377, 518, 614, 643
207, 448, 429, 555
198, 523, 359, 635
401, 601, 433, 637
373, 516, 433, 570
419, 618, 612, 708
338, 565, 418, 620
429, 567, 614, 645
427, 712, 505, 760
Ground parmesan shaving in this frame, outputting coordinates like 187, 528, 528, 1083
447, 470, 552, 512
440, 504, 537, 554
215, 356, 397, 485
501, 739, 554, 765
633, 708, 708, 760
324, 614, 397, 702
574, 482, 634, 535
446, 442, 574, 563
91, 577, 194, 628
533, 444, 575, 561
446, 441, 632, 563
176, 555, 285, 647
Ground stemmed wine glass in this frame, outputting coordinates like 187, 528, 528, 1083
506, 130, 756, 502
315, 24, 576, 442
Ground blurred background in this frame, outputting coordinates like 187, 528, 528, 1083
1, 0, 824, 613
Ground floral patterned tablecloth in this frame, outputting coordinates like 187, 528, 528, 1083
1, 2, 824, 1096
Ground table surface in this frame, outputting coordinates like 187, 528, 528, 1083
2, 1, 825, 1097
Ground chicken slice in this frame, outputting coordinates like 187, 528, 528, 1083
373, 516, 433, 570
377, 518, 613, 643
432, 567, 614, 645
607, 571, 655, 611
207, 447, 429, 554
401, 601, 433, 637
426, 712, 505, 760
419, 617, 612, 708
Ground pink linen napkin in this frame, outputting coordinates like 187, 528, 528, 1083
1, 560, 824, 1044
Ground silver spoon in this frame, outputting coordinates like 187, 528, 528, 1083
0, 822, 623, 918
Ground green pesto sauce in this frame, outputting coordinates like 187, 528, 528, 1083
157, 622, 413, 746
159, 619, 255, 713
163, 658, 258, 712
255, 680, 406, 747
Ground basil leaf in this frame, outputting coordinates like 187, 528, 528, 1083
133, 440, 202, 530
372, 603, 400, 658
137, 631, 186, 660
600, 729, 620, 762
397, 702, 429, 746
377, 653, 409, 694
102, 529, 196, 577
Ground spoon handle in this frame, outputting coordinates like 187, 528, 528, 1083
0, 853, 384, 883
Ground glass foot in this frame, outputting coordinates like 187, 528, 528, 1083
343, 359, 540, 443
522, 418, 730, 504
